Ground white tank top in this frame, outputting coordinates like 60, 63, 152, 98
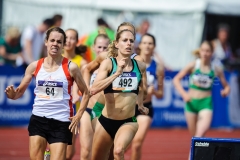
131, 53, 137, 59
32, 58, 74, 122
90, 70, 98, 87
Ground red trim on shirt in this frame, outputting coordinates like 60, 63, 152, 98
62, 57, 74, 117
33, 58, 44, 77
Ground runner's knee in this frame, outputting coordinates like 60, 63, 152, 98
131, 139, 143, 151
114, 146, 124, 158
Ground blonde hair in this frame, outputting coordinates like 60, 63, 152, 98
93, 27, 110, 45
192, 40, 214, 58
98, 27, 106, 34
107, 40, 117, 58
117, 22, 136, 36
6, 27, 20, 39
107, 29, 135, 58
192, 49, 200, 58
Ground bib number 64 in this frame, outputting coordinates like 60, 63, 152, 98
46, 87, 55, 96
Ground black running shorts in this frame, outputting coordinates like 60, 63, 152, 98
28, 114, 73, 145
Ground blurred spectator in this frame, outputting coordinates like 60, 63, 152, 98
135, 19, 150, 48
85, 17, 115, 48
212, 24, 233, 63
78, 17, 114, 62
0, 27, 22, 66
18, 18, 53, 66
52, 14, 63, 27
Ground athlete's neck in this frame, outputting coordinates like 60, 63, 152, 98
63, 49, 76, 60
116, 54, 132, 68
141, 53, 152, 65
45, 55, 63, 67
201, 58, 211, 67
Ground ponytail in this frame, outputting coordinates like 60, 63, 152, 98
192, 49, 200, 58
75, 44, 87, 55
93, 27, 110, 45
107, 41, 118, 58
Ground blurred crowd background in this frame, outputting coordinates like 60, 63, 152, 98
1, 0, 240, 70
1, 0, 240, 128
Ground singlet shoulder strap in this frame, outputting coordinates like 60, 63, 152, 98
132, 58, 141, 74
33, 58, 44, 77
106, 57, 115, 76
194, 58, 201, 70
111, 57, 117, 73
131, 53, 137, 59
62, 57, 73, 85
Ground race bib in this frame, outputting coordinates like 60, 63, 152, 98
112, 72, 138, 91
37, 80, 63, 99
146, 71, 155, 86
90, 73, 97, 87
192, 74, 213, 88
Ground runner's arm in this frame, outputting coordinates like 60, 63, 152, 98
82, 52, 106, 88
69, 62, 90, 115
90, 58, 119, 95
5, 61, 37, 99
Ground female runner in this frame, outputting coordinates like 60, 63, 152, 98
131, 33, 164, 160
5, 27, 90, 160
79, 31, 110, 160
173, 41, 230, 159
63, 28, 87, 159
90, 29, 148, 160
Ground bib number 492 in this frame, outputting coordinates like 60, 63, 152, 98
119, 78, 132, 87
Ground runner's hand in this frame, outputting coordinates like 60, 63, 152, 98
5, 85, 17, 99
72, 93, 80, 104
221, 89, 229, 97
115, 58, 127, 76
182, 93, 191, 102
147, 85, 154, 95
138, 105, 149, 115
68, 114, 81, 134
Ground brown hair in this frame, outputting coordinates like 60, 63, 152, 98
65, 28, 78, 40
45, 27, 66, 44
52, 14, 63, 23
107, 29, 135, 58
75, 44, 87, 55
65, 29, 87, 55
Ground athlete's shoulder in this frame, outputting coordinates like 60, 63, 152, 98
28, 60, 40, 76
101, 57, 112, 64
29, 60, 38, 70
133, 55, 144, 62
99, 57, 112, 72
183, 60, 197, 73
188, 60, 197, 68
98, 51, 108, 61
68, 59, 79, 71
135, 60, 146, 72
